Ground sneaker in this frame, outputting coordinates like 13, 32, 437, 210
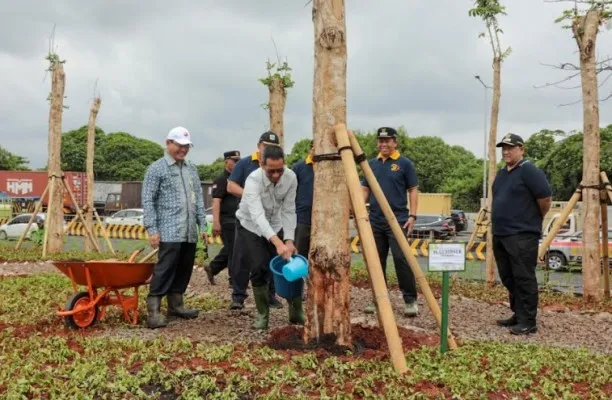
510, 324, 537, 335
404, 302, 418, 317
230, 301, 244, 310
496, 315, 517, 327
364, 303, 376, 314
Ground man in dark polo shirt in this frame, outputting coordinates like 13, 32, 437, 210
292, 141, 314, 258
204, 150, 241, 286
361, 127, 419, 317
226, 131, 283, 310
492, 133, 552, 335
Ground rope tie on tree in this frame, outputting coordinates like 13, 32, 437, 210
579, 183, 607, 190
312, 153, 342, 162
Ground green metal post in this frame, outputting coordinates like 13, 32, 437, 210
440, 271, 450, 354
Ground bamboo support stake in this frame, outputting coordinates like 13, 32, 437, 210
15, 183, 50, 250
347, 130, 458, 350
601, 198, 610, 299
61, 177, 101, 253
334, 124, 407, 373
42, 176, 57, 257
93, 208, 116, 255
538, 186, 583, 261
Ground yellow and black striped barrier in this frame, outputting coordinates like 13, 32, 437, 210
350, 236, 487, 260
65, 222, 226, 243
66, 222, 148, 240
0, 218, 8, 226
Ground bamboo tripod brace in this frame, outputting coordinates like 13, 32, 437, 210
538, 172, 612, 299
14, 173, 109, 256
334, 125, 459, 361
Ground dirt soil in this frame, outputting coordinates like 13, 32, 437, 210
2, 262, 611, 355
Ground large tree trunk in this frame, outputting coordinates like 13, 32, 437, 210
304, 0, 351, 346
574, 10, 602, 301
85, 97, 101, 252
268, 78, 286, 150
485, 56, 501, 285
46, 61, 66, 254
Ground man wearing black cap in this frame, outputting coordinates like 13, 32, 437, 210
291, 141, 314, 258
204, 150, 241, 285
226, 131, 283, 310
361, 127, 419, 317
492, 133, 552, 335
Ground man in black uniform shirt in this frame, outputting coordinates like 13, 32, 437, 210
492, 133, 552, 335
205, 151, 241, 285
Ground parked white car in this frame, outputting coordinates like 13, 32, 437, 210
0, 213, 46, 240
104, 209, 144, 226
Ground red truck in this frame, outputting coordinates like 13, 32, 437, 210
0, 171, 88, 214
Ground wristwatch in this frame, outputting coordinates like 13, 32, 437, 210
409, 214, 417, 221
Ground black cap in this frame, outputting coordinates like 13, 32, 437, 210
258, 131, 280, 145
496, 133, 524, 147
223, 150, 241, 160
377, 127, 397, 138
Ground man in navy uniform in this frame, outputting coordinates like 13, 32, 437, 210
204, 150, 241, 285
492, 133, 552, 335
361, 127, 419, 317
291, 141, 314, 258
227, 131, 283, 310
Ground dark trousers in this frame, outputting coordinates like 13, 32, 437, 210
493, 233, 539, 325
231, 221, 278, 303
295, 223, 311, 257
237, 224, 282, 288
148, 242, 197, 297
373, 225, 417, 303
209, 222, 236, 281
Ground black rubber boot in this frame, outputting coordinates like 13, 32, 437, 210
252, 285, 270, 330
167, 293, 199, 319
288, 297, 305, 325
146, 296, 168, 329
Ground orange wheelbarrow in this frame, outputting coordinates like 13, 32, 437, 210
53, 249, 156, 329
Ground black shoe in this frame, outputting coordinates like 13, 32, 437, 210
510, 324, 537, 335
230, 301, 244, 310
269, 296, 283, 309
204, 264, 216, 285
496, 315, 517, 327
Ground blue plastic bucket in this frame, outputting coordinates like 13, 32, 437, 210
282, 254, 309, 282
269, 256, 305, 299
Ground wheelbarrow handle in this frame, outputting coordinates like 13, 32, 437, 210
139, 248, 159, 263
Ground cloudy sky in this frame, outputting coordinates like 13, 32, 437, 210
1, 0, 611, 169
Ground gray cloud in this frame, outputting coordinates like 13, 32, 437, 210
1, 0, 610, 170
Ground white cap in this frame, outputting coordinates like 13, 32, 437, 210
166, 126, 193, 146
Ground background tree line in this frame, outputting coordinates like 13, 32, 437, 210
0, 124, 610, 211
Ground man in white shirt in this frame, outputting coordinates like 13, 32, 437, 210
236, 145, 303, 329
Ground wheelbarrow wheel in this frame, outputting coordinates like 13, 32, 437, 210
64, 291, 98, 329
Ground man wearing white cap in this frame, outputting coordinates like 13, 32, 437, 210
142, 126, 208, 329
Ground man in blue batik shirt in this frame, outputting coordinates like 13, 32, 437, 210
142, 126, 207, 329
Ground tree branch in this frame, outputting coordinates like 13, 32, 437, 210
485, 22, 497, 57
533, 70, 582, 88
492, 19, 503, 57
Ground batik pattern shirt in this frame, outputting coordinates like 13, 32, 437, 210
142, 154, 206, 243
